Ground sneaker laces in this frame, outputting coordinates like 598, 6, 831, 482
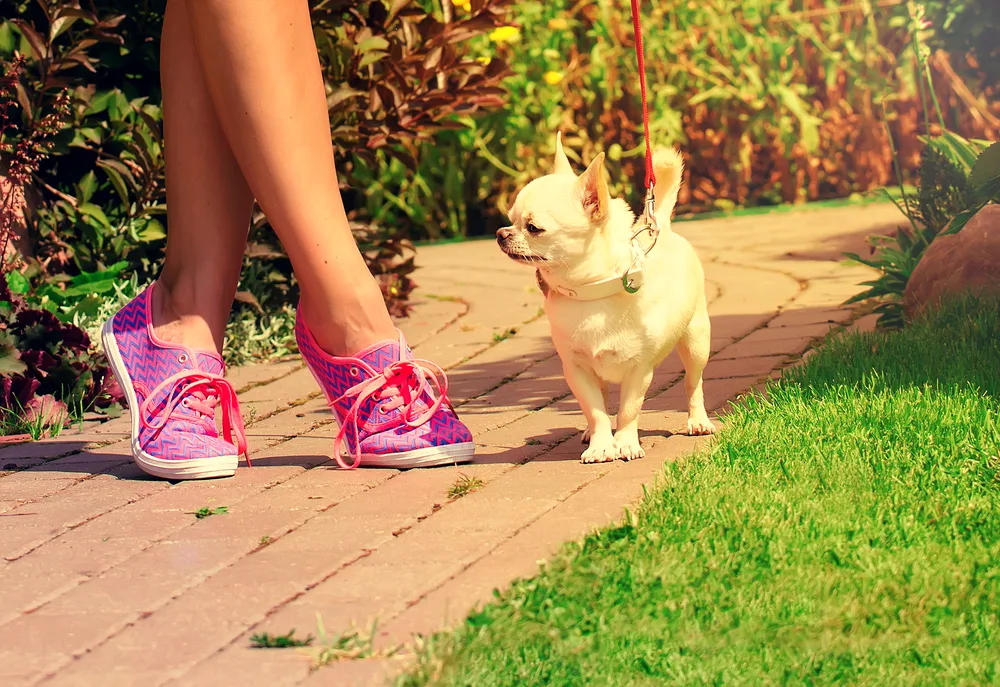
140, 370, 250, 464
331, 359, 455, 469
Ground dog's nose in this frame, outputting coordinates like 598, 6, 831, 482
496, 227, 513, 242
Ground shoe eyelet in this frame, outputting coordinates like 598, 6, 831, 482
178, 353, 189, 364
349, 367, 359, 377
181, 398, 191, 408
378, 405, 388, 414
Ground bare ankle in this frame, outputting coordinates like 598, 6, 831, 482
152, 282, 223, 354
299, 287, 396, 357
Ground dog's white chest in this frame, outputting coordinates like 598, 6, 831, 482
549, 305, 643, 384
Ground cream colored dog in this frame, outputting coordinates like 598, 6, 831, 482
496, 134, 716, 463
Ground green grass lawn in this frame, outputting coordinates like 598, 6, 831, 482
400, 299, 1000, 686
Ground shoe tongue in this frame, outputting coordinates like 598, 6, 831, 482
356, 330, 410, 371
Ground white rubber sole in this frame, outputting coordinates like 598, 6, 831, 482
355, 441, 475, 469
101, 318, 238, 481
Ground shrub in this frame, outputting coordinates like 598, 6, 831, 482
362, 0, 999, 240
922, 0, 1000, 93
0, 275, 121, 423
1, 52, 120, 430
844, 9, 999, 330
845, 134, 995, 329
0, 0, 512, 325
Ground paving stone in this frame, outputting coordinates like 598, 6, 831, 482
769, 307, 854, 327
398, 296, 467, 349
0, 433, 117, 463
247, 459, 619, 648
1, 465, 162, 563
301, 657, 408, 687
377, 434, 705, 649
703, 354, 788, 380
848, 313, 880, 334
227, 361, 303, 393
714, 334, 819, 360
737, 321, 838, 344
9, 453, 386, 682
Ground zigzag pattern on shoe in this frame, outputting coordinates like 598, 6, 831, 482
108, 283, 246, 466
295, 310, 473, 469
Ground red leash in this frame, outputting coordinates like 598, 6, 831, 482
629, 0, 655, 191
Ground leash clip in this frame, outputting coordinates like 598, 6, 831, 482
630, 184, 659, 256
622, 185, 660, 294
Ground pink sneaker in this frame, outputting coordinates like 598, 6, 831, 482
296, 312, 474, 469
101, 283, 248, 480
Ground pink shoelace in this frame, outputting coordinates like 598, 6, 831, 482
331, 359, 453, 469
140, 371, 249, 463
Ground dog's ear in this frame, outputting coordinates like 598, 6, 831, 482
578, 152, 609, 224
553, 131, 574, 177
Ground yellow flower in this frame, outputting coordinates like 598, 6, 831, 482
454, 0, 472, 12
489, 26, 521, 44
543, 71, 564, 85
476, 56, 492, 66
548, 18, 569, 30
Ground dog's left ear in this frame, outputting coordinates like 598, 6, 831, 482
578, 152, 609, 224
553, 132, 574, 177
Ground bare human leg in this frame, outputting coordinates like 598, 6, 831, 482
156, 0, 254, 354
97, 0, 253, 481
102, 0, 473, 480
183, 0, 396, 357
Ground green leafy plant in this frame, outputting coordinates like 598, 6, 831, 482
1, 395, 65, 441
0, 274, 120, 429
188, 506, 228, 519
363, 0, 998, 240
921, 0, 1000, 93
1, 55, 120, 433
844, 132, 993, 328
844, 3, 998, 328
948, 140, 1000, 231
2, 2, 168, 283
447, 473, 484, 499
1, 0, 514, 339
305, 615, 395, 671
250, 630, 313, 649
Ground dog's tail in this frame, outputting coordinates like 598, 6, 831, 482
650, 147, 684, 225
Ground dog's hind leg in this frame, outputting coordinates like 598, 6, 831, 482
581, 381, 610, 445
677, 298, 717, 436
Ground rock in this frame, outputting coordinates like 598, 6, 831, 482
904, 204, 1000, 320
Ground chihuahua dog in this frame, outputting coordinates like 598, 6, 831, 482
496, 133, 716, 463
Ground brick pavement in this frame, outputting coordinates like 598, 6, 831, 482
0, 203, 899, 686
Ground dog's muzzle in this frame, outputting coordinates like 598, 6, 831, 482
496, 227, 543, 263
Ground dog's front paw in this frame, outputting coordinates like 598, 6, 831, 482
615, 433, 645, 461
687, 414, 717, 436
581, 436, 617, 463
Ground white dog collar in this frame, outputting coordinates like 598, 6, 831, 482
538, 255, 646, 301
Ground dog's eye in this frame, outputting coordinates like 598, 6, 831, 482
526, 223, 544, 235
